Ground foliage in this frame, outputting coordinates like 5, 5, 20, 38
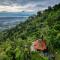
0, 3, 60, 60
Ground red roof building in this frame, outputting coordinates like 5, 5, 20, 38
34, 39, 47, 51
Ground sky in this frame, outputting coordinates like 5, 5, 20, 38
0, 0, 60, 12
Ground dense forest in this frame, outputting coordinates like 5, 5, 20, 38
0, 3, 60, 60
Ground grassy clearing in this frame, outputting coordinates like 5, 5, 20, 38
31, 52, 48, 60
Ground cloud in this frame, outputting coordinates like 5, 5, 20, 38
0, 4, 35, 12
0, 0, 60, 12
0, 5, 23, 12
0, 0, 46, 6
0, 0, 60, 6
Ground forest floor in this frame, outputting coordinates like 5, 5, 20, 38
55, 52, 60, 60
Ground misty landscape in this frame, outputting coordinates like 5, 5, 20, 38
0, 12, 33, 31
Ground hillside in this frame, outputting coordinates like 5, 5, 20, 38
0, 3, 60, 60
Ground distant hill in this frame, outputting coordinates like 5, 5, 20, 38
0, 11, 34, 17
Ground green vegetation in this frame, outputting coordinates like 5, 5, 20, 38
0, 3, 60, 60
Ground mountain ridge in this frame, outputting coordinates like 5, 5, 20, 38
0, 11, 34, 17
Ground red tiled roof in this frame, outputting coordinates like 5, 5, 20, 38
34, 40, 47, 51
